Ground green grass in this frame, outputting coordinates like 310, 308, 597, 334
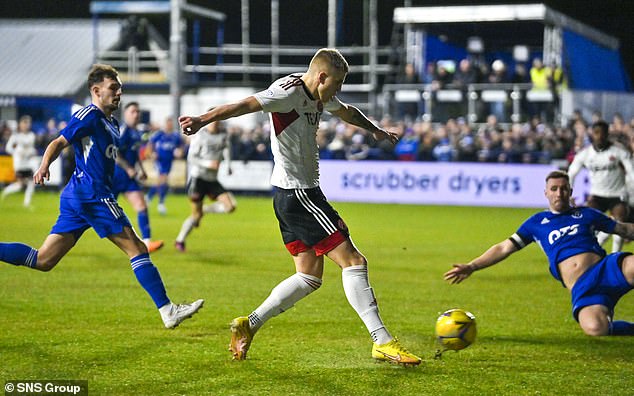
0, 191, 633, 395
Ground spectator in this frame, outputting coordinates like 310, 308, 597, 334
488, 59, 510, 122
529, 58, 553, 122
394, 128, 419, 161
432, 126, 456, 162
396, 63, 422, 121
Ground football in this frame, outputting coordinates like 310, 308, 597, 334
435, 308, 477, 351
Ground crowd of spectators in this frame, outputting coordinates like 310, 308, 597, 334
2, 110, 633, 169
221, 110, 634, 165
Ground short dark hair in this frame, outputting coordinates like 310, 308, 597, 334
545, 170, 569, 183
124, 102, 139, 110
87, 64, 119, 88
592, 120, 609, 135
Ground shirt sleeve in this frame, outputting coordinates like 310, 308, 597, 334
60, 115, 91, 143
510, 217, 535, 249
586, 207, 617, 233
253, 82, 293, 113
324, 96, 343, 112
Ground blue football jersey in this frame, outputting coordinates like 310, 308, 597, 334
117, 124, 143, 167
60, 104, 120, 200
150, 130, 182, 164
113, 124, 143, 180
511, 207, 616, 283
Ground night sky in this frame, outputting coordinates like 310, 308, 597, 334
1, 0, 632, 83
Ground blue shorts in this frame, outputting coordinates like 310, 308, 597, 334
571, 252, 633, 321
112, 174, 142, 196
50, 197, 132, 239
155, 160, 173, 175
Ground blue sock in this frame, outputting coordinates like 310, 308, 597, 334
147, 186, 156, 201
0, 243, 38, 268
131, 253, 170, 308
610, 320, 634, 335
138, 210, 151, 240
158, 183, 168, 203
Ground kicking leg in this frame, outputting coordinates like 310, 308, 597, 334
328, 239, 421, 365
230, 250, 323, 360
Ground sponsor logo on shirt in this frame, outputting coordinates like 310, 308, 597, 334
548, 224, 579, 244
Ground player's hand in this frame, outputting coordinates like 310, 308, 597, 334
33, 166, 49, 185
372, 128, 399, 145
179, 115, 203, 136
443, 264, 475, 284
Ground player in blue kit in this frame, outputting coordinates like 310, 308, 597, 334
445, 170, 634, 336
146, 118, 184, 215
0, 64, 203, 328
112, 102, 164, 253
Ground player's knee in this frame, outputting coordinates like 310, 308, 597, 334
349, 251, 367, 267
580, 320, 609, 336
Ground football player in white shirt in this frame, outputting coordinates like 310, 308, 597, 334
174, 120, 236, 252
179, 48, 421, 366
568, 120, 634, 252
2, 115, 37, 207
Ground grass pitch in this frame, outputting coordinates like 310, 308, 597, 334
0, 191, 632, 395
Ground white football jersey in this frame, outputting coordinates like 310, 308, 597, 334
187, 130, 229, 182
6, 131, 36, 171
253, 74, 342, 189
568, 142, 634, 198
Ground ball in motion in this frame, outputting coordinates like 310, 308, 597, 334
435, 308, 477, 351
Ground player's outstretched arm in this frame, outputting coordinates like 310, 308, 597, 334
179, 97, 263, 136
444, 239, 519, 284
612, 222, 634, 241
33, 135, 69, 185
331, 103, 398, 145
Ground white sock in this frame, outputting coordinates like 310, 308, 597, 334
23, 181, 34, 206
176, 216, 197, 242
249, 272, 322, 332
2, 182, 22, 197
203, 202, 227, 213
596, 231, 610, 246
342, 265, 392, 345
612, 235, 623, 252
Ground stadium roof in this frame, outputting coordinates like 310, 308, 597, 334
393, 3, 619, 50
0, 19, 122, 97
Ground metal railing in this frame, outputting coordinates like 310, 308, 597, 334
382, 82, 556, 124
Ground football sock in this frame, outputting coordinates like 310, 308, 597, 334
23, 181, 34, 207
2, 182, 22, 197
147, 187, 156, 201
596, 231, 609, 246
137, 209, 151, 240
342, 265, 392, 345
249, 272, 322, 332
158, 183, 168, 203
610, 320, 634, 335
176, 216, 197, 243
203, 202, 227, 213
0, 243, 38, 268
130, 253, 170, 308
612, 235, 623, 253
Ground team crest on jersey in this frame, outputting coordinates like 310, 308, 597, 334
571, 210, 582, 219
265, 89, 274, 97
317, 101, 324, 112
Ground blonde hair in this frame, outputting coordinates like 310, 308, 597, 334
309, 48, 349, 74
